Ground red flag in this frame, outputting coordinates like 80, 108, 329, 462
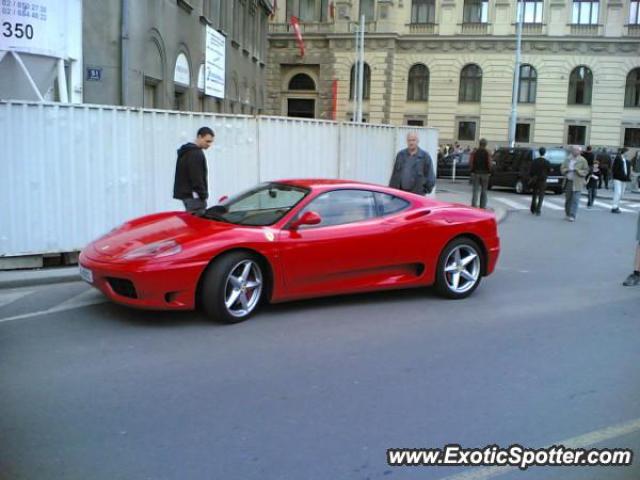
290, 16, 305, 57
329, 1, 335, 20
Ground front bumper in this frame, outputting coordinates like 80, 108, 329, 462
78, 252, 208, 310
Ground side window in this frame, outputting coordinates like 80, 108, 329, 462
374, 192, 410, 216
298, 190, 377, 228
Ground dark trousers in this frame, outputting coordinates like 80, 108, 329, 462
587, 186, 597, 206
471, 173, 490, 208
598, 168, 609, 189
564, 181, 580, 218
530, 182, 546, 214
183, 197, 207, 214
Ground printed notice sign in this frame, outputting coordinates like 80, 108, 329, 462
205, 25, 225, 98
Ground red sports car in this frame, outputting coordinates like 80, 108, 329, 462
79, 179, 500, 323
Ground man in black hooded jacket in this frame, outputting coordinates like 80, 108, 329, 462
173, 127, 214, 213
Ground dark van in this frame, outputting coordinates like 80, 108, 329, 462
489, 147, 566, 194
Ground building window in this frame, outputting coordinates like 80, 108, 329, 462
458, 121, 477, 141
407, 64, 429, 101
518, 64, 537, 103
625, 68, 640, 108
631, 0, 640, 24
360, 0, 376, 21
572, 0, 599, 24
568, 66, 593, 105
624, 128, 640, 147
287, 0, 330, 21
517, 0, 543, 23
567, 125, 587, 145
459, 64, 482, 102
515, 123, 531, 143
407, 119, 425, 126
350, 63, 371, 100
143, 79, 158, 108
411, 0, 436, 23
289, 73, 316, 90
463, 0, 489, 23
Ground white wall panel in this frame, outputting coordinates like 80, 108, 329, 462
0, 102, 437, 257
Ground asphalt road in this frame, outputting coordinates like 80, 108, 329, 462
1, 183, 639, 480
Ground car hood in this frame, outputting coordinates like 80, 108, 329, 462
85, 212, 235, 261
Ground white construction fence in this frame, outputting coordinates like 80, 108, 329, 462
0, 101, 438, 257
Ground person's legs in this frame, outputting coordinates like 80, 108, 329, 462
479, 174, 489, 209
612, 180, 623, 210
622, 244, 640, 286
587, 187, 596, 207
530, 189, 538, 214
564, 181, 573, 217
537, 184, 545, 214
471, 174, 479, 207
569, 188, 580, 219
183, 197, 206, 214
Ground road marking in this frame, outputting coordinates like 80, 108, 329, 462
541, 199, 564, 210
0, 290, 33, 308
0, 288, 107, 324
492, 197, 528, 210
437, 417, 640, 480
592, 200, 634, 213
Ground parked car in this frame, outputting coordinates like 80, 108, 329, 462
489, 147, 567, 194
438, 152, 472, 178
79, 179, 500, 323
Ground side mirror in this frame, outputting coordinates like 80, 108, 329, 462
290, 211, 322, 230
218, 195, 228, 203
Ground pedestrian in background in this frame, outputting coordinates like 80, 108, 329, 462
173, 126, 215, 214
632, 151, 640, 193
470, 138, 491, 209
528, 147, 550, 216
611, 147, 631, 214
582, 145, 594, 168
622, 212, 640, 286
596, 147, 611, 189
586, 160, 601, 208
389, 132, 436, 195
561, 145, 589, 222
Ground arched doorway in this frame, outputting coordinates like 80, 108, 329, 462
286, 73, 317, 119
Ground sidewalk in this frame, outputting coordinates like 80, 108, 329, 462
435, 187, 508, 225
0, 266, 80, 289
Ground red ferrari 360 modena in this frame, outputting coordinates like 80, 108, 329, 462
79, 179, 500, 323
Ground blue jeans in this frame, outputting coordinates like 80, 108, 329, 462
564, 181, 580, 218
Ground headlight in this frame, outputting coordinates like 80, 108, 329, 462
123, 240, 182, 260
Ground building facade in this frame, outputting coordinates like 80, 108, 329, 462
83, 0, 272, 113
267, 0, 640, 148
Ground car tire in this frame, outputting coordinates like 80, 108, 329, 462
200, 251, 265, 323
434, 237, 484, 299
515, 179, 525, 194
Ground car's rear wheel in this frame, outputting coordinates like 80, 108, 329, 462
201, 252, 264, 323
435, 238, 483, 299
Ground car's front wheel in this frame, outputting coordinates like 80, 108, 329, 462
434, 238, 483, 299
201, 252, 264, 323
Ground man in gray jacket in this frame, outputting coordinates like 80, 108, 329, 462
561, 145, 590, 222
389, 132, 436, 195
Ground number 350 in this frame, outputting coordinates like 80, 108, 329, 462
2, 22, 35, 39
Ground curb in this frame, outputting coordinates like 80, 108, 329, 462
0, 267, 80, 290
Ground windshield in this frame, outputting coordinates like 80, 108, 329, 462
545, 149, 567, 165
204, 182, 309, 226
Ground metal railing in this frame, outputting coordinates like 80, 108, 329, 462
269, 22, 335, 34
408, 23, 437, 34
569, 24, 601, 36
460, 22, 490, 35
626, 24, 640, 37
